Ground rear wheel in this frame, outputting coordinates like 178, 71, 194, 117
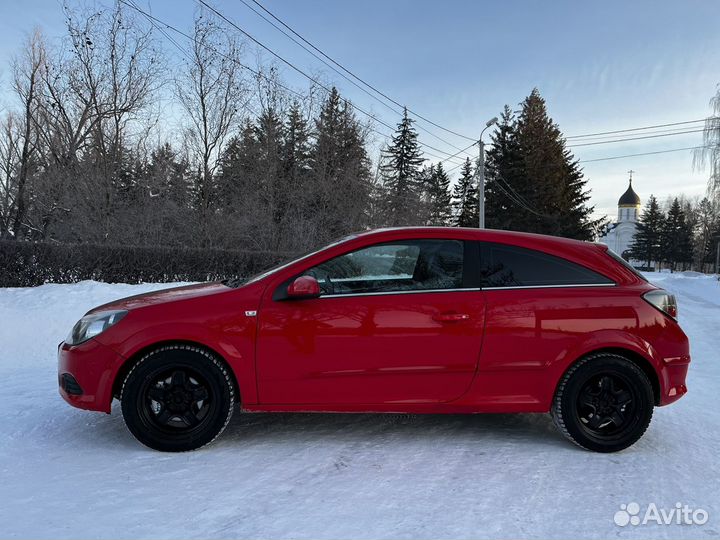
552, 353, 654, 452
120, 345, 234, 452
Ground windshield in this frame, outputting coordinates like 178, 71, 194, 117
224, 234, 359, 288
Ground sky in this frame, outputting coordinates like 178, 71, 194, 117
0, 0, 718, 220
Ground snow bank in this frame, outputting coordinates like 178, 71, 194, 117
0, 276, 718, 539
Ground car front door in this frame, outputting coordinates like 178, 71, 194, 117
255, 238, 486, 405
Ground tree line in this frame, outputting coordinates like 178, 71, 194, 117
0, 1, 625, 278
629, 195, 720, 272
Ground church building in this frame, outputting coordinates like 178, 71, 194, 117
598, 173, 641, 261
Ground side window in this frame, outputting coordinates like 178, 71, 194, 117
479, 242, 613, 288
305, 239, 464, 296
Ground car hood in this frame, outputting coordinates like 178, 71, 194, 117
88, 282, 231, 313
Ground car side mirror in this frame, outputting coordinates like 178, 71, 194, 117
286, 275, 321, 299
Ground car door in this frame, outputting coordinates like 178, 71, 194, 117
255, 238, 486, 405
475, 241, 620, 406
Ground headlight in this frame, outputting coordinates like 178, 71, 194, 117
66, 310, 128, 345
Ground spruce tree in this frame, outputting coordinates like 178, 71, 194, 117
216, 120, 260, 207
282, 102, 311, 189
311, 87, 371, 243
629, 195, 664, 267
280, 102, 311, 224
452, 158, 478, 227
255, 107, 284, 228
692, 197, 716, 270
146, 143, 189, 207
486, 89, 601, 239
661, 198, 694, 271
485, 105, 521, 231
380, 107, 424, 226
424, 162, 452, 225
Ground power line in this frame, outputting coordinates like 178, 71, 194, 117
232, 0, 474, 156
440, 142, 478, 165
489, 178, 554, 219
246, 0, 477, 142
579, 145, 711, 163
195, 0, 468, 162
120, 0, 466, 163
114, 3, 720, 170
565, 118, 712, 139
568, 128, 706, 147
566, 124, 710, 143
126, 0, 267, 118
444, 144, 712, 174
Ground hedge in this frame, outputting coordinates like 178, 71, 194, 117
0, 240, 297, 287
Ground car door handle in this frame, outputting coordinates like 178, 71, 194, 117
433, 312, 470, 322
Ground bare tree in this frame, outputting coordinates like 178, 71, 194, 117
0, 113, 21, 238
0, 30, 46, 239
695, 87, 720, 197
24, 3, 159, 242
175, 14, 248, 244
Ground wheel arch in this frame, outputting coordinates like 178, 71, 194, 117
557, 347, 661, 406
111, 340, 241, 405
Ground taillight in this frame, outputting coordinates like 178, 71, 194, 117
643, 289, 678, 320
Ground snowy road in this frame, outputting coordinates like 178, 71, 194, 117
0, 275, 718, 539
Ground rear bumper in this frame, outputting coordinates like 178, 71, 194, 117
658, 354, 690, 406
57, 339, 123, 413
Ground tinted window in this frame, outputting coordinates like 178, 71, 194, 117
606, 249, 648, 282
305, 239, 464, 296
479, 243, 613, 288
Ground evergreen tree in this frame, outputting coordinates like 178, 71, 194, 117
282, 102, 311, 195
629, 195, 664, 267
707, 219, 720, 272
254, 107, 284, 230
424, 162, 452, 225
486, 89, 601, 239
380, 107, 424, 226
310, 87, 372, 244
693, 197, 717, 270
485, 106, 521, 231
452, 158, 478, 227
661, 198, 694, 271
279, 101, 312, 230
216, 121, 260, 206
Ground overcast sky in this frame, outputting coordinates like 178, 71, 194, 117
1, 0, 718, 219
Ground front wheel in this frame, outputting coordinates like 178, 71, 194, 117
552, 353, 654, 452
120, 345, 235, 452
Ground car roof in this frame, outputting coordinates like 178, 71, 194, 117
347, 227, 635, 283
354, 226, 602, 252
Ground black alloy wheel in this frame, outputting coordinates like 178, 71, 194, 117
121, 345, 235, 452
552, 353, 654, 452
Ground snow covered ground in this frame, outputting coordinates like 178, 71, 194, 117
0, 274, 719, 539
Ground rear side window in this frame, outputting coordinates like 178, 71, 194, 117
606, 249, 648, 282
479, 242, 613, 288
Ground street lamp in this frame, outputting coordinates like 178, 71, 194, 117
478, 116, 498, 228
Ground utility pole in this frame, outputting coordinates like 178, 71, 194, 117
478, 139, 486, 229
478, 117, 498, 228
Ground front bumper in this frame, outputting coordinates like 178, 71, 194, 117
57, 339, 124, 413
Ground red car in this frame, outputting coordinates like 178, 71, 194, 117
58, 227, 689, 453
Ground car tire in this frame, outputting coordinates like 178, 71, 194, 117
552, 353, 654, 453
120, 345, 235, 452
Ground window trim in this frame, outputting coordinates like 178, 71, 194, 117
481, 282, 616, 291
477, 241, 616, 290
316, 287, 482, 299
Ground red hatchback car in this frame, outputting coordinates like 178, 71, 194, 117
58, 227, 690, 452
